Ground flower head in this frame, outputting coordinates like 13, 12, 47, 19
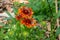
21, 18, 36, 28
15, 14, 22, 20
18, 6, 33, 19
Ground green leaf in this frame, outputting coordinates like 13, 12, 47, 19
13, 7, 18, 14
56, 11, 60, 18
6, 11, 13, 18
56, 27, 60, 36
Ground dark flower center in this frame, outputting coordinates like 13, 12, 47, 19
25, 19, 32, 24
23, 8, 30, 14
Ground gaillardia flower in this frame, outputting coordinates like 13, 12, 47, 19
15, 14, 22, 20
21, 18, 36, 28
18, 6, 33, 19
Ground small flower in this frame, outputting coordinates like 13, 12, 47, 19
18, 6, 33, 19
15, 14, 22, 20
21, 18, 36, 28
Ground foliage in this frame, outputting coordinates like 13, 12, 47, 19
0, 0, 60, 40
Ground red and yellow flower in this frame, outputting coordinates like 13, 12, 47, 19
18, 6, 33, 19
15, 14, 22, 20
21, 18, 36, 28
16, 6, 37, 28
